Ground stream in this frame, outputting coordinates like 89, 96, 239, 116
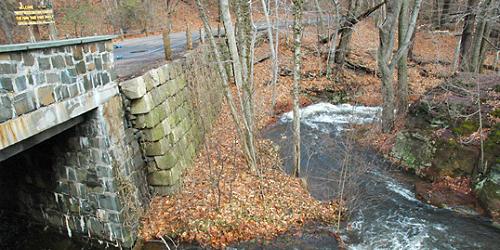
2, 103, 500, 249
257, 102, 500, 249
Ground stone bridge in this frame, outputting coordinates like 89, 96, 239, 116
0, 36, 224, 248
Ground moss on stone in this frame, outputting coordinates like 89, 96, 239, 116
491, 108, 500, 119
452, 120, 479, 136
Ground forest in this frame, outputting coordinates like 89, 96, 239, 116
0, 0, 499, 249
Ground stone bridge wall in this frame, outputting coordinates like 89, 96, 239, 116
0, 37, 148, 248
119, 44, 224, 195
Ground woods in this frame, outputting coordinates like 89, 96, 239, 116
1, 0, 500, 249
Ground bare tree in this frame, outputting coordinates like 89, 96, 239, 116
397, 0, 409, 115
335, 0, 361, 66
220, 0, 258, 172
459, 0, 480, 71
194, 0, 256, 173
377, 0, 423, 132
292, 0, 304, 177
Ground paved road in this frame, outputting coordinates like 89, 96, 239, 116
113, 19, 318, 79
114, 32, 202, 79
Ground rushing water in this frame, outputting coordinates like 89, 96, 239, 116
262, 102, 500, 250
3, 102, 500, 249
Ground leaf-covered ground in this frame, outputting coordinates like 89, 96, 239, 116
139, 19, 499, 248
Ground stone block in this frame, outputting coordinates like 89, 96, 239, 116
144, 69, 160, 91
150, 181, 181, 195
95, 58, 103, 70
147, 167, 180, 186
0, 78, 13, 92
65, 55, 74, 66
35, 85, 56, 106
154, 152, 177, 170
0, 95, 12, 122
46, 72, 60, 84
145, 137, 170, 156
14, 76, 27, 91
87, 62, 96, 71
101, 72, 110, 85
76, 61, 86, 74
0, 53, 9, 60
12, 91, 36, 115
37, 57, 51, 70
158, 64, 171, 83
97, 193, 122, 211
165, 79, 178, 97
105, 42, 113, 52
73, 46, 83, 60
54, 85, 69, 101
83, 76, 93, 91
68, 83, 79, 97
134, 102, 169, 128
142, 121, 167, 142
130, 93, 155, 114
22, 53, 35, 66
60, 70, 73, 84
0, 63, 17, 74
51, 55, 66, 69
119, 76, 146, 99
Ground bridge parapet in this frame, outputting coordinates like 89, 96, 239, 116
0, 36, 118, 155
0, 37, 149, 248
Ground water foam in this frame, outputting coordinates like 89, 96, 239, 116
280, 103, 382, 132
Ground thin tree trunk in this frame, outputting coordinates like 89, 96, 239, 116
378, 0, 422, 132
220, 0, 258, 172
326, 0, 340, 77
397, 0, 409, 116
261, 0, 278, 113
292, 0, 304, 177
440, 0, 451, 29
271, 0, 281, 114
195, 0, 251, 172
432, 0, 440, 28
335, 0, 360, 66
470, 0, 492, 73
459, 0, 479, 72
452, 37, 462, 73
478, 24, 492, 73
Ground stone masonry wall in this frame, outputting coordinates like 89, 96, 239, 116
119, 44, 224, 195
0, 37, 149, 248
0, 39, 115, 123
0, 95, 149, 248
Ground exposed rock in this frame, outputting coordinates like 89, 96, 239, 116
391, 131, 435, 176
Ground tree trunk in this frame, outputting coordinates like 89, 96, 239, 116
195, 0, 254, 175
326, 0, 340, 77
440, 0, 451, 29
397, 0, 409, 116
292, 0, 304, 178
260, 0, 278, 112
478, 24, 492, 73
220, 0, 258, 172
162, 29, 172, 60
271, 0, 281, 114
335, 0, 360, 66
377, 0, 422, 132
432, 0, 440, 29
459, 0, 479, 72
378, 0, 400, 132
471, 0, 493, 73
